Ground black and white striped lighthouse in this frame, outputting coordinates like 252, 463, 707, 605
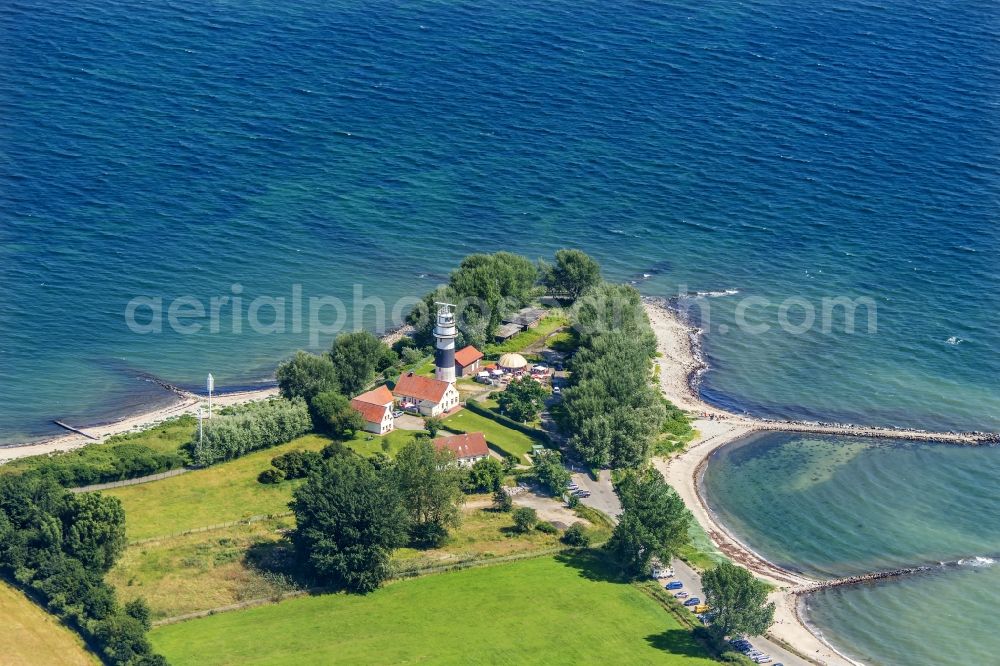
433, 302, 457, 384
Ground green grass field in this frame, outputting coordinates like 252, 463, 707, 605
109, 500, 579, 620
108, 517, 296, 620
151, 553, 717, 665
0, 582, 98, 665
341, 428, 423, 458
106, 434, 333, 541
441, 409, 544, 461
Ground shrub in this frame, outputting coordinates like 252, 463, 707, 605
271, 450, 324, 480
512, 507, 537, 532
561, 522, 591, 547
258, 468, 285, 484
493, 488, 513, 512
187, 398, 312, 466
535, 520, 557, 534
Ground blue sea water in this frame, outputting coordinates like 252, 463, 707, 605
2, 0, 999, 662
2, 0, 998, 443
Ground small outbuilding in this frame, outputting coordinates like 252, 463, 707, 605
494, 322, 522, 342
503, 307, 546, 329
454, 345, 484, 377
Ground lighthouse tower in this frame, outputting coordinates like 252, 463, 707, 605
433, 302, 457, 384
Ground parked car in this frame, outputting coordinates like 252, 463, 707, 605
392, 410, 404, 418
665, 581, 683, 590
683, 597, 701, 606
674, 591, 688, 599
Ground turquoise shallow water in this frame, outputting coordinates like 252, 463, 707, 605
704, 432, 1000, 664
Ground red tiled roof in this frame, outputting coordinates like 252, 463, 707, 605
353, 385, 394, 406
393, 372, 452, 403
454, 345, 484, 368
350, 398, 389, 424
433, 432, 489, 460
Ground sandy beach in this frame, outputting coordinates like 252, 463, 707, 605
645, 298, 858, 666
0, 386, 278, 465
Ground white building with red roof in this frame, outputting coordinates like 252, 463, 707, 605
350, 385, 395, 435
433, 432, 490, 467
392, 371, 459, 417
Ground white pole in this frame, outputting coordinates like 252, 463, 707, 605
207, 373, 215, 419
198, 406, 204, 445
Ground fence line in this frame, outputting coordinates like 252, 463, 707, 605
130, 512, 294, 546
70, 467, 191, 493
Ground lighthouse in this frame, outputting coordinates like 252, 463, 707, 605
433, 302, 457, 384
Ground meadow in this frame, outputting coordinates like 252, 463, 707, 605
0, 582, 98, 665
442, 409, 544, 462
105, 434, 332, 541
151, 554, 718, 665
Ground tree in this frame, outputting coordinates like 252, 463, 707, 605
311, 390, 364, 437
532, 449, 571, 496
498, 377, 548, 423
391, 439, 465, 548
329, 331, 396, 396
512, 507, 538, 533
544, 249, 602, 300
124, 598, 152, 631
291, 456, 409, 593
424, 416, 443, 438
466, 457, 504, 493
271, 450, 324, 480
276, 351, 339, 402
562, 523, 591, 547
188, 398, 312, 466
492, 487, 513, 512
701, 562, 775, 638
607, 468, 691, 578
62, 492, 127, 574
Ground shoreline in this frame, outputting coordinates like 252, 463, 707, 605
645, 298, 862, 666
0, 325, 416, 465
0, 386, 279, 464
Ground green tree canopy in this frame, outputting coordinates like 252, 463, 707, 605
407, 252, 540, 347
291, 456, 409, 593
701, 561, 776, 638
329, 331, 396, 396
276, 351, 339, 402
532, 449, 571, 496
311, 390, 365, 437
607, 468, 691, 577
512, 507, 538, 532
498, 376, 548, 423
543, 249, 602, 299
63, 492, 127, 574
466, 457, 504, 493
391, 438, 465, 548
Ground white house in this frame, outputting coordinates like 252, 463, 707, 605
392, 372, 459, 417
350, 385, 395, 435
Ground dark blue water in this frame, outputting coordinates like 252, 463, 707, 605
2, 0, 998, 445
